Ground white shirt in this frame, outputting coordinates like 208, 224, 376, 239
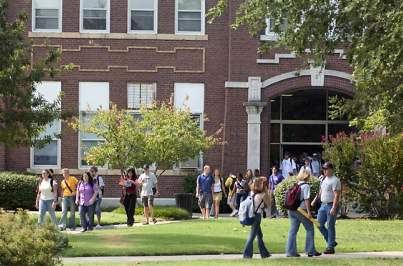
320, 175, 341, 204
299, 165, 312, 175
39, 179, 57, 200
252, 192, 265, 214
213, 178, 222, 192
139, 172, 158, 197
95, 175, 105, 198
281, 158, 297, 178
298, 181, 310, 209
311, 160, 321, 176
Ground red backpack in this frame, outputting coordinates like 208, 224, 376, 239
284, 182, 306, 210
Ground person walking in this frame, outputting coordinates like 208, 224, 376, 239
36, 169, 58, 225
76, 171, 99, 232
243, 177, 271, 259
311, 153, 321, 177
317, 162, 341, 254
196, 165, 214, 220
225, 174, 237, 216
90, 166, 105, 229
268, 165, 284, 218
280, 152, 297, 178
233, 173, 247, 215
59, 168, 78, 231
212, 169, 227, 220
299, 157, 313, 175
138, 165, 159, 225
120, 168, 139, 226
286, 169, 321, 257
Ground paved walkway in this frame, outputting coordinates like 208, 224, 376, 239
63, 251, 403, 264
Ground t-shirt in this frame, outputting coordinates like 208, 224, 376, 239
95, 175, 105, 198
198, 174, 214, 194
61, 176, 79, 197
268, 174, 284, 192
320, 175, 341, 204
252, 192, 265, 214
225, 177, 236, 196
311, 160, 321, 176
77, 182, 98, 206
299, 165, 312, 175
39, 179, 57, 201
298, 181, 310, 209
139, 172, 158, 197
281, 158, 297, 178
213, 178, 223, 193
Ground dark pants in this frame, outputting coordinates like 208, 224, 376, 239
243, 214, 270, 258
236, 191, 248, 210
124, 193, 137, 226
79, 204, 94, 230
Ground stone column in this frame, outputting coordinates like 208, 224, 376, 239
243, 77, 266, 170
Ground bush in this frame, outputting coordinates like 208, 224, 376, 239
113, 206, 190, 220
0, 210, 68, 266
0, 172, 39, 210
274, 176, 321, 214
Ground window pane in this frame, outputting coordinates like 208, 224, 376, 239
34, 140, 58, 165
283, 124, 325, 142
178, 12, 201, 31
83, 0, 107, 9
269, 144, 280, 168
36, 9, 58, 17
83, 9, 106, 18
81, 140, 103, 166
36, 18, 58, 29
270, 123, 280, 143
328, 123, 354, 137
178, 0, 201, 10
130, 0, 154, 10
282, 89, 326, 120
270, 97, 280, 120
131, 11, 154, 31
83, 18, 106, 30
34, 0, 60, 9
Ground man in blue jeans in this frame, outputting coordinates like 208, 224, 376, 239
317, 162, 341, 254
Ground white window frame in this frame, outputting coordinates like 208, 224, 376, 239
32, 0, 63, 32
80, 0, 110, 33
178, 113, 203, 170
127, 0, 158, 34
127, 82, 157, 110
260, 18, 279, 41
175, 0, 205, 35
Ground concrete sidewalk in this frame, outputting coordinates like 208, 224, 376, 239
63, 251, 403, 264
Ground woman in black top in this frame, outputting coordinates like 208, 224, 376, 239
120, 168, 139, 226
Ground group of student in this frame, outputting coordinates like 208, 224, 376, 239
196, 156, 341, 259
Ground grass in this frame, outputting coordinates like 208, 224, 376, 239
112, 206, 190, 220
63, 218, 403, 257
64, 258, 403, 266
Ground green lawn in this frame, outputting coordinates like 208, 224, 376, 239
65, 258, 403, 266
63, 218, 403, 257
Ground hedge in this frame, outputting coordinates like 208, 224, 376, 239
113, 206, 190, 220
0, 172, 39, 210
274, 176, 321, 214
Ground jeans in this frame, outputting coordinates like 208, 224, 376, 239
286, 210, 316, 256
236, 191, 248, 210
243, 214, 270, 258
59, 196, 76, 229
124, 193, 136, 226
79, 204, 95, 230
317, 203, 337, 249
270, 193, 279, 217
95, 197, 102, 217
38, 199, 57, 225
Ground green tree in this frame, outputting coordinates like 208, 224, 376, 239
208, 0, 403, 134
0, 0, 69, 147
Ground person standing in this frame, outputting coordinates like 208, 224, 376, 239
299, 158, 313, 175
233, 173, 247, 215
139, 165, 159, 225
212, 169, 227, 220
90, 166, 105, 229
76, 172, 98, 232
268, 165, 284, 218
311, 153, 321, 177
196, 165, 214, 220
286, 170, 321, 257
317, 162, 341, 254
225, 174, 237, 217
280, 152, 297, 178
120, 168, 139, 226
36, 169, 58, 225
243, 177, 271, 259
59, 168, 78, 231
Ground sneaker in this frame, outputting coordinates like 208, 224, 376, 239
335, 241, 338, 247
324, 248, 335, 254
142, 221, 149, 225
286, 254, 301, 257
58, 225, 65, 231
308, 252, 322, 257
229, 210, 237, 217
80, 228, 87, 233
95, 224, 102, 229
152, 218, 157, 224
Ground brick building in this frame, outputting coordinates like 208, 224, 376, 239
2, 0, 353, 198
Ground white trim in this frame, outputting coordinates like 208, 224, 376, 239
32, 0, 63, 33
257, 49, 347, 64
175, 0, 205, 35
271, 120, 350, 124
324, 69, 352, 81
224, 81, 248, 88
127, 0, 158, 34
80, 0, 110, 34
259, 33, 279, 41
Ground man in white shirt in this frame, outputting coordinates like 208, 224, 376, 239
280, 152, 297, 178
311, 153, 321, 177
139, 165, 159, 225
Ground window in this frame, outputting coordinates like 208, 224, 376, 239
261, 17, 287, 41
79, 82, 109, 167
31, 81, 61, 168
80, 0, 110, 33
32, 0, 62, 32
128, 0, 157, 33
127, 83, 157, 110
176, 0, 205, 34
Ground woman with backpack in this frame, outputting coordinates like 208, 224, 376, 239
36, 169, 58, 225
233, 173, 247, 215
212, 169, 227, 220
285, 169, 321, 257
76, 171, 99, 232
243, 176, 271, 259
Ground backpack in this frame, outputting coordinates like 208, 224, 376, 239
284, 182, 306, 210
239, 195, 263, 226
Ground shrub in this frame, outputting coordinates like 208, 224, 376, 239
274, 176, 320, 214
113, 206, 190, 220
0, 210, 68, 266
0, 172, 39, 210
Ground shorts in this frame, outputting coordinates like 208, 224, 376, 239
227, 195, 236, 206
213, 192, 222, 201
198, 192, 213, 209
141, 195, 154, 208
95, 197, 102, 216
